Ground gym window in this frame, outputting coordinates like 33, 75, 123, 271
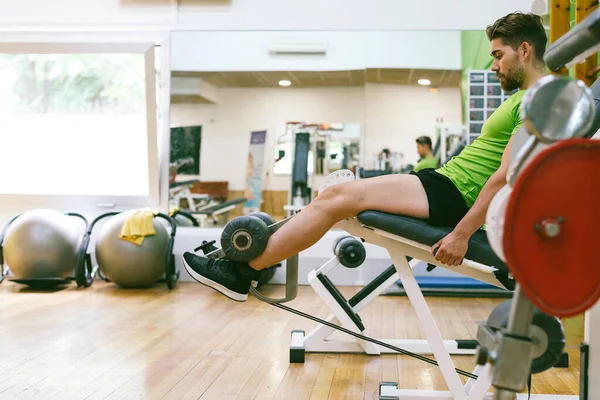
0, 40, 165, 212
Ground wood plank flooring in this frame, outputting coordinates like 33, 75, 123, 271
0, 281, 583, 399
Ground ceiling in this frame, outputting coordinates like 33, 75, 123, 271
366, 68, 461, 87
171, 94, 216, 104
171, 68, 462, 89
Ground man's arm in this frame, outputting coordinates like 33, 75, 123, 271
432, 136, 514, 266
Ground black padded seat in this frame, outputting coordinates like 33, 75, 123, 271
357, 210, 514, 290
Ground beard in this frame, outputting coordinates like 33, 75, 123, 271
497, 63, 525, 92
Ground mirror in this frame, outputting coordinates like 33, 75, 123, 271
362, 30, 466, 178
168, 28, 522, 227
273, 121, 361, 177
169, 31, 367, 225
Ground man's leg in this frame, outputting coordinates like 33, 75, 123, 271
249, 173, 428, 270
183, 173, 429, 301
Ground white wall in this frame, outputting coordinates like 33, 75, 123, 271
0, 0, 176, 27
178, 0, 532, 31
0, 0, 535, 30
170, 83, 462, 190
171, 31, 462, 72
365, 84, 463, 167
365, 31, 462, 70
171, 86, 366, 191
171, 31, 370, 72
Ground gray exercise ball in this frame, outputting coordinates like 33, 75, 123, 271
3, 209, 80, 279
173, 213, 195, 227
95, 211, 168, 288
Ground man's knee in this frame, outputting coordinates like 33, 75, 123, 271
314, 184, 341, 209
316, 181, 353, 204
314, 182, 360, 219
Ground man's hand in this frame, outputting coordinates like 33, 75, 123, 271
431, 231, 469, 267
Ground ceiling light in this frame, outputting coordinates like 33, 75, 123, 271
418, 79, 431, 86
279, 79, 292, 87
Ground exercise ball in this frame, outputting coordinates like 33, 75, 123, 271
95, 211, 168, 288
3, 209, 80, 279
173, 213, 195, 227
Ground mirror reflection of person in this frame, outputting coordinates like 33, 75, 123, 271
413, 136, 439, 172
377, 148, 392, 171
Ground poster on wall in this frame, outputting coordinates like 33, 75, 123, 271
243, 130, 267, 214
169, 126, 202, 180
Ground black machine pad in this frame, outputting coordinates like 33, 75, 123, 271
356, 211, 514, 290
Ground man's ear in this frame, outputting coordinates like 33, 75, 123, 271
520, 42, 532, 60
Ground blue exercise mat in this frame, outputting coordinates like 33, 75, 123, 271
388, 276, 512, 298
399, 276, 497, 289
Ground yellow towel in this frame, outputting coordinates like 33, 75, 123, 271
119, 208, 157, 246
168, 206, 180, 217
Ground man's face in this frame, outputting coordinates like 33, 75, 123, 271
490, 38, 526, 92
417, 143, 426, 158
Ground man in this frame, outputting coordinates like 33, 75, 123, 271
413, 136, 438, 172
183, 12, 549, 302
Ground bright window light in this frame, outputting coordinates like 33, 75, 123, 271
279, 79, 292, 87
0, 52, 151, 197
418, 78, 431, 86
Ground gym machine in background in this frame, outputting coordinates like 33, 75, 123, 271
290, 130, 311, 209
436, 123, 467, 165
168, 158, 247, 228
275, 122, 360, 214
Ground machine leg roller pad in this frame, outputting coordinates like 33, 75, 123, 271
290, 330, 305, 363
379, 382, 400, 400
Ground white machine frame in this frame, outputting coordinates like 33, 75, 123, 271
298, 253, 479, 357
436, 123, 467, 165
168, 182, 212, 212
191, 201, 245, 228
321, 217, 581, 400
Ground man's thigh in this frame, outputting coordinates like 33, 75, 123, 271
338, 173, 429, 219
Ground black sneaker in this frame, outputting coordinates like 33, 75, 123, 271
182, 252, 261, 302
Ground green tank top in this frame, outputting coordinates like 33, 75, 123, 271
436, 90, 526, 208
413, 156, 439, 172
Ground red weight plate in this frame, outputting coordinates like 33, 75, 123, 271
503, 139, 600, 318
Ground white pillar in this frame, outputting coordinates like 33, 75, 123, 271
584, 301, 600, 399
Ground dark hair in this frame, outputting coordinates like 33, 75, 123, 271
486, 12, 547, 63
416, 136, 432, 149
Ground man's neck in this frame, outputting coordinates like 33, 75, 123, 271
520, 66, 547, 90
424, 150, 434, 158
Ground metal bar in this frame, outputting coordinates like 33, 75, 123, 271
549, 0, 573, 75
575, 0, 599, 86
545, 8, 600, 71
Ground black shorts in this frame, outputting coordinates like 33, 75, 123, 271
411, 169, 470, 227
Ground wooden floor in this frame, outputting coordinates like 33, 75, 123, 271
0, 280, 583, 399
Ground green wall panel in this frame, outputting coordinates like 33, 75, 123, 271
460, 30, 493, 123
